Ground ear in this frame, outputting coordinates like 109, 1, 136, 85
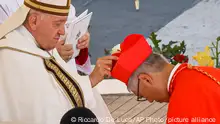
28, 14, 39, 30
138, 73, 153, 86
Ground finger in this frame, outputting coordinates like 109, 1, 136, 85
78, 36, 86, 43
98, 67, 110, 76
77, 44, 88, 50
78, 40, 87, 46
56, 40, 65, 51
84, 42, 89, 48
58, 40, 65, 45
96, 63, 111, 72
99, 56, 119, 61
99, 60, 114, 66
77, 45, 86, 50
62, 50, 74, 56
63, 44, 73, 51
62, 55, 70, 61
77, 41, 87, 48
103, 69, 111, 78
78, 34, 89, 43
100, 64, 112, 71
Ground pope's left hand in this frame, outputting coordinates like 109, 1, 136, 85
77, 31, 90, 50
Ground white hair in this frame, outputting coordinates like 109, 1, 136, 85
127, 53, 168, 91
24, 9, 50, 24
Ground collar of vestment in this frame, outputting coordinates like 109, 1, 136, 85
0, 25, 51, 58
167, 63, 181, 92
168, 63, 220, 96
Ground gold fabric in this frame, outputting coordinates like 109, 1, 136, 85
24, 0, 71, 16
44, 57, 85, 107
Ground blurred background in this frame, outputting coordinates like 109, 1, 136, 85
71, 0, 199, 64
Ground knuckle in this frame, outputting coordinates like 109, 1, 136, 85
97, 59, 100, 62
60, 51, 64, 55
96, 61, 100, 65
97, 58, 102, 62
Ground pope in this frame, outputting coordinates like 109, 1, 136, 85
0, 0, 93, 75
0, 0, 116, 123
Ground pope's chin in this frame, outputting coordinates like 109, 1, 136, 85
52, 38, 59, 46
43, 42, 57, 51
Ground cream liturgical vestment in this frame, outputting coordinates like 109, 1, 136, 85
0, 0, 92, 75
0, 0, 114, 124
0, 26, 113, 124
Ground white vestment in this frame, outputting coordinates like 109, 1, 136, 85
0, 0, 92, 74
0, 26, 114, 124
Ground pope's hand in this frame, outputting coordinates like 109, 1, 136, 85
56, 40, 74, 62
89, 56, 118, 87
77, 31, 90, 50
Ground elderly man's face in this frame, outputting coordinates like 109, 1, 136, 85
28, 13, 67, 51
129, 73, 169, 103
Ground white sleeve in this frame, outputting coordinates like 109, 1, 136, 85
0, 0, 23, 24
76, 57, 93, 75
0, 4, 10, 24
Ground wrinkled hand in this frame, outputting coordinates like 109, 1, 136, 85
77, 32, 90, 50
56, 40, 74, 62
89, 56, 118, 87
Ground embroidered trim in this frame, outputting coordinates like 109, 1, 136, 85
44, 58, 85, 107
187, 64, 220, 85
169, 64, 220, 95
24, 0, 70, 16
0, 46, 85, 107
0, 46, 46, 58
0, 36, 6, 40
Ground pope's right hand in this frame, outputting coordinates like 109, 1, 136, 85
89, 56, 118, 87
56, 40, 74, 62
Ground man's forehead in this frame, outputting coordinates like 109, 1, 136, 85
50, 15, 68, 22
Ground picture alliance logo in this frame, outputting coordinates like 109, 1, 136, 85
167, 117, 216, 123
